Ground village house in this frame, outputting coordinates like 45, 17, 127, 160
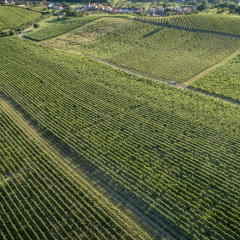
98, 4, 105, 10
4, 0, 14, 4
176, 6, 182, 12
91, 3, 98, 9
74, 3, 143, 14
118, 8, 124, 13
105, 6, 112, 11
75, 6, 85, 12
84, 3, 91, 10
166, 7, 174, 11
48, 3, 54, 8
191, 6, 197, 11
112, 7, 119, 13
132, 7, 142, 13
53, 4, 63, 10
149, 8, 157, 13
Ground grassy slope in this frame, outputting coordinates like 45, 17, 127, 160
44, 17, 240, 83
189, 55, 240, 102
0, 6, 41, 31
0, 101, 149, 240
24, 15, 130, 41
1, 37, 240, 239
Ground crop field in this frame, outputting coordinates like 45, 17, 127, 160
189, 55, 240, 102
0, 6, 41, 31
1, 36, 240, 239
25, 16, 110, 41
43, 18, 240, 83
138, 14, 240, 36
0, 102, 148, 240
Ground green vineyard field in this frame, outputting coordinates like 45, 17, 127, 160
0, 102, 148, 240
44, 17, 240, 83
189, 55, 240, 102
137, 14, 240, 36
25, 16, 108, 41
1, 36, 240, 239
0, 6, 42, 31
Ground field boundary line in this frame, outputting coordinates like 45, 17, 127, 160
134, 18, 240, 39
20, 16, 240, 90
21, 29, 172, 85
41, 43, 240, 107
19, 29, 240, 108
180, 48, 240, 87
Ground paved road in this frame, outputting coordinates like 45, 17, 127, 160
19, 28, 33, 39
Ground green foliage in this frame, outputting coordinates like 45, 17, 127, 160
46, 17, 240, 83
65, 6, 79, 17
0, 102, 147, 240
0, 6, 42, 31
236, 6, 240, 13
190, 55, 240, 102
33, 23, 40, 28
25, 16, 103, 41
138, 14, 240, 36
1, 36, 240, 239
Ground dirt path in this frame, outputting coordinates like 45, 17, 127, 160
19, 27, 240, 109
20, 27, 33, 39
19, 17, 240, 92
180, 48, 240, 87
19, 27, 184, 89
4, 24, 237, 240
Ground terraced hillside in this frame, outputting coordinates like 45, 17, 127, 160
42, 18, 240, 83
0, 101, 149, 240
138, 14, 240, 36
1, 36, 240, 239
189, 55, 240, 102
0, 6, 41, 31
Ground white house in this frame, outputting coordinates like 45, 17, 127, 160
91, 3, 98, 9
176, 6, 182, 12
149, 8, 156, 12
105, 6, 112, 11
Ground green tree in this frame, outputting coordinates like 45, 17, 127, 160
33, 23, 40, 28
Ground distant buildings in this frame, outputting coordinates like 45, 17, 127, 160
52, 4, 63, 10
148, 5, 198, 16
5, 1, 197, 16
105, 6, 113, 12
74, 3, 143, 14
73, 3, 197, 15
98, 4, 105, 11
3, 0, 14, 4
